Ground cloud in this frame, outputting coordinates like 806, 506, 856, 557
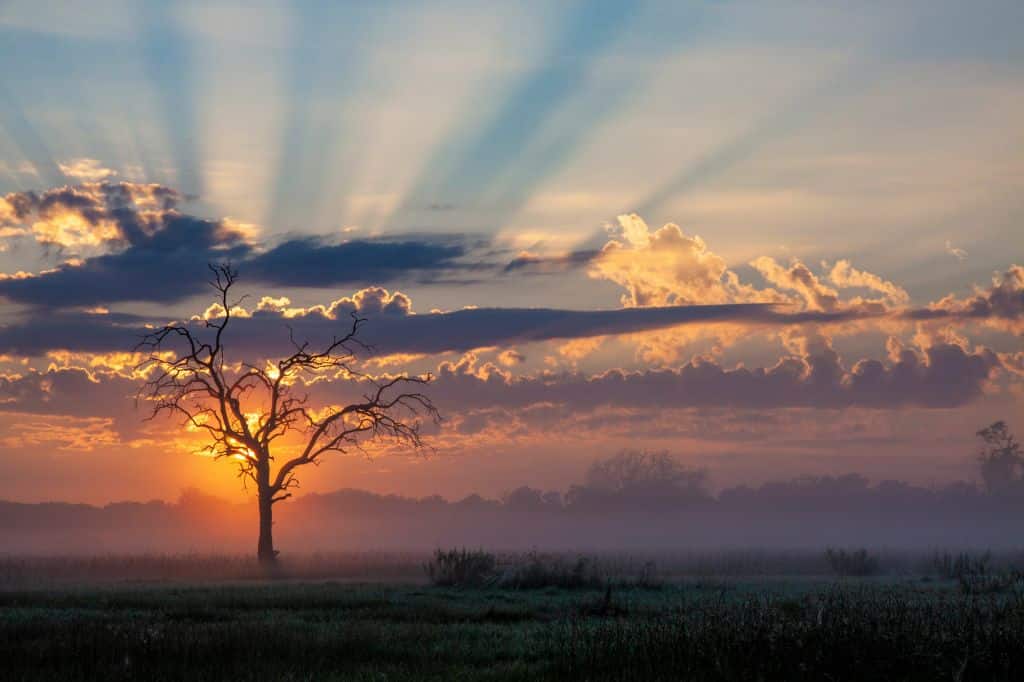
0, 310, 150, 356
574, 215, 919, 364
56, 158, 117, 182
0, 181, 186, 249
246, 235, 474, 286
945, 240, 968, 262
0, 192, 36, 227
241, 300, 779, 358
0, 325, 1012, 459
907, 265, 1024, 329
0, 412, 120, 451
1, 262, 1019, 361
750, 257, 841, 312
589, 214, 771, 307
498, 349, 526, 367
519, 216, 915, 321
0, 211, 253, 306
0, 336, 1003, 457
503, 249, 599, 274
0, 291, 775, 358
826, 259, 909, 306
0, 181, 495, 307
0, 366, 141, 431
420, 337, 1002, 412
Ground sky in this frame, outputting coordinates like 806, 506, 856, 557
0, 0, 1021, 505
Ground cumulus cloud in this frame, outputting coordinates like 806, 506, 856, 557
571, 215, 925, 364
419, 336, 1002, 412
0, 335, 1003, 455
0, 192, 35, 228
1, 181, 186, 249
750, 256, 841, 312
908, 265, 1024, 330
826, 259, 909, 306
514, 215, 916, 323
588, 214, 771, 307
0, 320, 1014, 459
498, 350, 526, 366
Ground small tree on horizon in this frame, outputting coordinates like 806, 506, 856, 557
976, 420, 1023, 496
136, 264, 439, 563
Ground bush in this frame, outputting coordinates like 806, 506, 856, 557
494, 552, 604, 590
423, 548, 497, 587
824, 548, 880, 577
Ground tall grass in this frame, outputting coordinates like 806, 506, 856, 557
824, 547, 880, 576
4, 581, 1024, 681
559, 587, 1024, 680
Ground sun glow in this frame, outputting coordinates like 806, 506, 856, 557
232, 448, 257, 463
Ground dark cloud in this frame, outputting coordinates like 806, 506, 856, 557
0, 277, 1019, 360
246, 235, 473, 287
0, 182, 498, 307
0, 300, 776, 358
0, 311, 146, 356
358, 303, 776, 355
503, 250, 599, 274
0, 182, 250, 306
0, 214, 251, 306
0, 367, 136, 419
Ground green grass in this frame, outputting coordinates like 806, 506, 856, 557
3, 578, 1024, 681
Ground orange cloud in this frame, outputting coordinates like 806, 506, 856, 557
589, 214, 773, 307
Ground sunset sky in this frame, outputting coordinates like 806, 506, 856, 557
0, 0, 1021, 504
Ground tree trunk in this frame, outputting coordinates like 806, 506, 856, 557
257, 486, 277, 563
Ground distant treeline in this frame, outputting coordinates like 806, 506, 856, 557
3, 450, 1024, 553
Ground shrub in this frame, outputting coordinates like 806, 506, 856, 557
494, 552, 605, 590
824, 548, 880, 577
423, 548, 496, 587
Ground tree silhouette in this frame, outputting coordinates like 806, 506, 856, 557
136, 264, 438, 562
976, 421, 1023, 496
566, 449, 710, 511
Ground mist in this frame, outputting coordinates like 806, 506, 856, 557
5, 450, 1022, 555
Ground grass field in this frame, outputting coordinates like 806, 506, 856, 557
3, 553, 1024, 681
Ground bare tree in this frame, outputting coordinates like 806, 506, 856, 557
136, 264, 439, 562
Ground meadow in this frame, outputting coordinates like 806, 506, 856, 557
2, 550, 1024, 681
